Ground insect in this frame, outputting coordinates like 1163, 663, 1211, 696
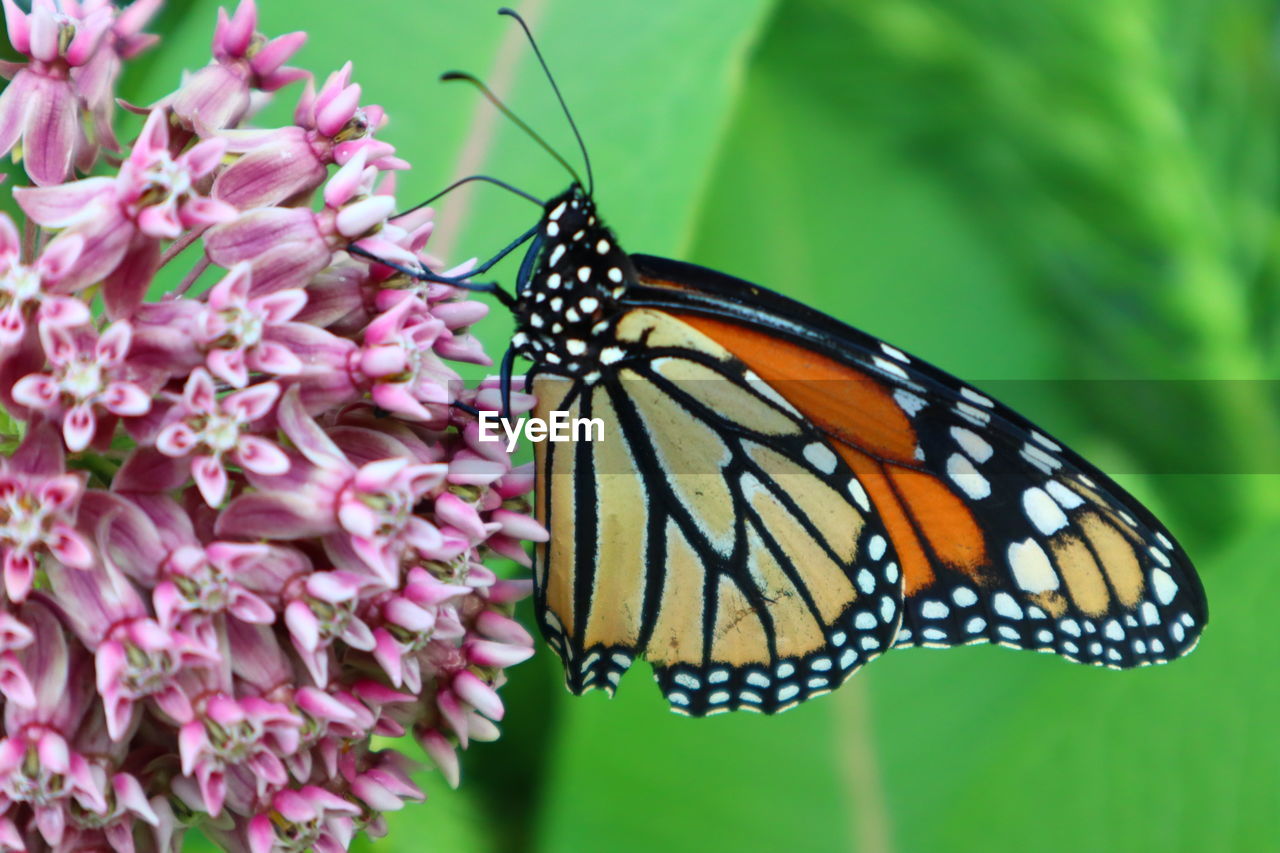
357, 10, 1207, 717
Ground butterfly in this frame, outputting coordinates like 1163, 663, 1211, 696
359, 10, 1207, 717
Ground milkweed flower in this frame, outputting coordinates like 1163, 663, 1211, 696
0, 3, 539, 851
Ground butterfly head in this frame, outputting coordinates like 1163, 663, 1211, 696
511, 185, 636, 376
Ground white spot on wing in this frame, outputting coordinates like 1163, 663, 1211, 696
993, 592, 1023, 620
880, 343, 909, 363
960, 386, 994, 408
872, 356, 909, 380
946, 453, 991, 500
803, 442, 839, 474
950, 426, 993, 463
894, 388, 927, 416
1045, 480, 1084, 509
847, 478, 871, 513
1022, 487, 1068, 535
1151, 568, 1178, 605
1008, 538, 1059, 593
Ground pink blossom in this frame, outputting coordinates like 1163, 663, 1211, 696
195, 263, 307, 387
156, 369, 288, 506
169, 0, 307, 135
0, 213, 89, 353
12, 320, 151, 451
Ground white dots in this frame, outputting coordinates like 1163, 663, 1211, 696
566, 339, 587, 356
709, 690, 730, 704
591, 320, 610, 334
856, 569, 876, 595
1089, 641, 1103, 656
831, 631, 848, 646
530, 314, 545, 329
612, 652, 632, 667
708, 669, 729, 684
577, 266, 591, 283
950, 426, 993, 463
1008, 538, 1059, 594
546, 222, 560, 237
956, 402, 991, 427
894, 389, 927, 416
549, 245, 566, 266
884, 562, 899, 584
1022, 487, 1068, 535
550, 297, 563, 312
880, 343, 909, 363
739, 691, 762, 704
565, 308, 580, 323
1031, 431, 1062, 452
807, 677, 828, 689
873, 357, 909, 380
1027, 606, 1047, 620
1180, 612, 1194, 627
674, 672, 701, 690
545, 352, 562, 364
803, 442, 839, 474
607, 267, 623, 283
1118, 510, 1137, 528
1107, 648, 1122, 662
1045, 480, 1084, 509
582, 651, 600, 669
920, 600, 949, 619
1036, 629, 1053, 644
512, 331, 529, 345
600, 346, 625, 365
847, 479, 871, 513
854, 612, 877, 630
966, 616, 987, 634
947, 453, 991, 500
1063, 641, 1078, 654
777, 684, 800, 702
860, 636, 880, 651
839, 648, 858, 668
1021, 442, 1061, 474
1150, 568, 1178, 605
998, 625, 1020, 641
922, 628, 948, 642
1104, 620, 1124, 641
1133, 639, 1147, 655
1156, 532, 1173, 550
1150, 639, 1165, 654
746, 672, 770, 689
776, 663, 795, 678
810, 657, 832, 672
960, 386, 994, 408
572, 230, 585, 241
596, 239, 610, 254
1149, 546, 1172, 568
668, 691, 689, 706
579, 296, 599, 312
1124, 615, 1137, 627
606, 671, 621, 686
548, 201, 567, 220
952, 587, 978, 607
897, 628, 913, 643
1082, 620, 1096, 633
880, 596, 896, 622
868, 535, 887, 561
993, 592, 1023, 620
1141, 602, 1159, 625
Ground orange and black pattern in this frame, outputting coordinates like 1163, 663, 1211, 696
509, 184, 1207, 716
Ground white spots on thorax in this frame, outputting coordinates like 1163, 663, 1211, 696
549, 296, 563, 312
868, 535, 887, 561
544, 352, 562, 365
530, 314, 545, 329
947, 453, 990, 500
847, 478, 871, 514
960, 386, 994, 408
596, 239, 611, 254
572, 230, 585, 241
546, 221, 560, 237
1008, 538, 1059, 593
1022, 487, 1068, 535
577, 266, 591, 283
920, 600, 949, 619
600, 346, 625, 365
1045, 479, 1083, 510
579, 296, 599, 313
565, 339, 587, 356
803, 442, 839, 474
872, 356, 909, 380
607, 267, 623, 283
565, 308, 581, 323
880, 342, 910, 363
993, 592, 1023, 620
1150, 568, 1178, 605
894, 388, 927, 417
549, 244, 566, 266
952, 587, 978, 607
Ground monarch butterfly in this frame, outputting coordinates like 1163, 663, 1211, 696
360, 10, 1207, 717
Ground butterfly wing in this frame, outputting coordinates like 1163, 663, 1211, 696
625, 254, 1207, 669
531, 307, 903, 716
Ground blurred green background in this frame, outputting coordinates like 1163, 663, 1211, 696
112, 0, 1280, 850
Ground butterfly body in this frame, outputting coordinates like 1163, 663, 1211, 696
503, 180, 1207, 717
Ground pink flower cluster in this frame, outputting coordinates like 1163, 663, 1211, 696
0, 2, 542, 851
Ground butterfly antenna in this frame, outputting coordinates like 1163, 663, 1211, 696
441, 70, 584, 189
395, 174, 544, 219
498, 7, 594, 195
